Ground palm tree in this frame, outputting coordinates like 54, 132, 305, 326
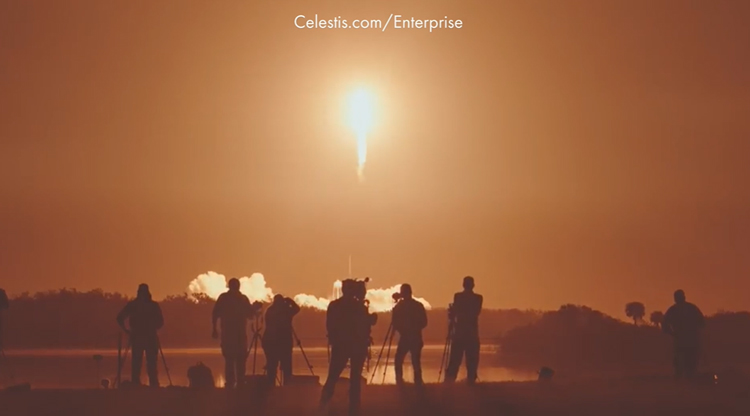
625, 302, 646, 325
650, 311, 664, 328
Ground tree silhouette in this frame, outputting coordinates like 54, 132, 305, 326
625, 302, 646, 325
0, 288, 542, 348
650, 311, 664, 328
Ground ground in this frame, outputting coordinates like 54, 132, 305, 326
1, 379, 750, 416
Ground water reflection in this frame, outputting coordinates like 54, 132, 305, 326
2, 346, 536, 388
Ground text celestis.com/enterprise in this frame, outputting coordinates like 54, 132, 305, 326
294, 14, 464, 32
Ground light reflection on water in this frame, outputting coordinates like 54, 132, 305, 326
2, 345, 536, 388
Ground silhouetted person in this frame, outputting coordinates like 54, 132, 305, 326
116, 284, 163, 387
662, 289, 705, 379
320, 279, 377, 415
262, 294, 300, 385
0, 289, 7, 311
0, 288, 8, 350
392, 283, 427, 385
444, 276, 483, 385
212, 278, 261, 388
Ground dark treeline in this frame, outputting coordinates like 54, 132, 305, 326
497, 304, 750, 371
0, 289, 541, 349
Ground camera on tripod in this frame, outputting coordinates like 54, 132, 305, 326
447, 302, 455, 321
342, 277, 370, 302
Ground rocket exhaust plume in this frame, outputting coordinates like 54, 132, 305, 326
187, 272, 431, 313
357, 132, 367, 182
347, 88, 374, 182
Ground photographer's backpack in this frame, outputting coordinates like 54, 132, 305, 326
187, 362, 215, 388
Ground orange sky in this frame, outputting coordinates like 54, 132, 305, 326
1, 1, 749, 318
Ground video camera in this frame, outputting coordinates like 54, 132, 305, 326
341, 278, 377, 330
342, 277, 370, 302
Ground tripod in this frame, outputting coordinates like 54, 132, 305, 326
437, 312, 455, 383
157, 336, 173, 386
292, 327, 315, 377
246, 314, 284, 386
369, 320, 396, 384
115, 332, 172, 388
0, 346, 15, 385
248, 315, 264, 376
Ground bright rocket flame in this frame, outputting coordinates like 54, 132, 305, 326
187, 272, 431, 313
347, 88, 374, 182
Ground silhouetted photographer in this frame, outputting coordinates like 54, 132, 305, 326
662, 289, 705, 380
262, 294, 301, 385
212, 278, 263, 388
391, 284, 427, 386
444, 276, 483, 385
320, 278, 377, 415
0, 288, 8, 350
116, 284, 164, 387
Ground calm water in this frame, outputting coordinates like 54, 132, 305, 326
1, 345, 536, 388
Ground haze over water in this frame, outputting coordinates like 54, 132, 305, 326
3, 346, 535, 389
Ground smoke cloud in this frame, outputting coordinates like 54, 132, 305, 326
187, 271, 431, 312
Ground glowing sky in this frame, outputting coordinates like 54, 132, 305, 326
1, 1, 749, 318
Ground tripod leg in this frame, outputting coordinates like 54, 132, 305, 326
117, 341, 131, 388
382, 328, 395, 384
0, 348, 15, 382
293, 328, 315, 376
438, 323, 453, 383
369, 323, 392, 384
438, 338, 448, 382
116, 333, 122, 388
157, 337, 172, 386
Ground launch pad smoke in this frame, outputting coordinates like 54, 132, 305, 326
187, 271, 431, 313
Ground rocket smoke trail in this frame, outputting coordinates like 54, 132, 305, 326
357, 132, 367, 182
348, 88, 374, 183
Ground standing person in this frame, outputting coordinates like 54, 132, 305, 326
262, 294, 301, 385
320, 279, 377, 415
662, 289, 705, 379
116, 284, 164, 387
444, 276, 483, 385
212, 278, 262, 388
0, 288, 8, 350
392, 283, 428, 386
